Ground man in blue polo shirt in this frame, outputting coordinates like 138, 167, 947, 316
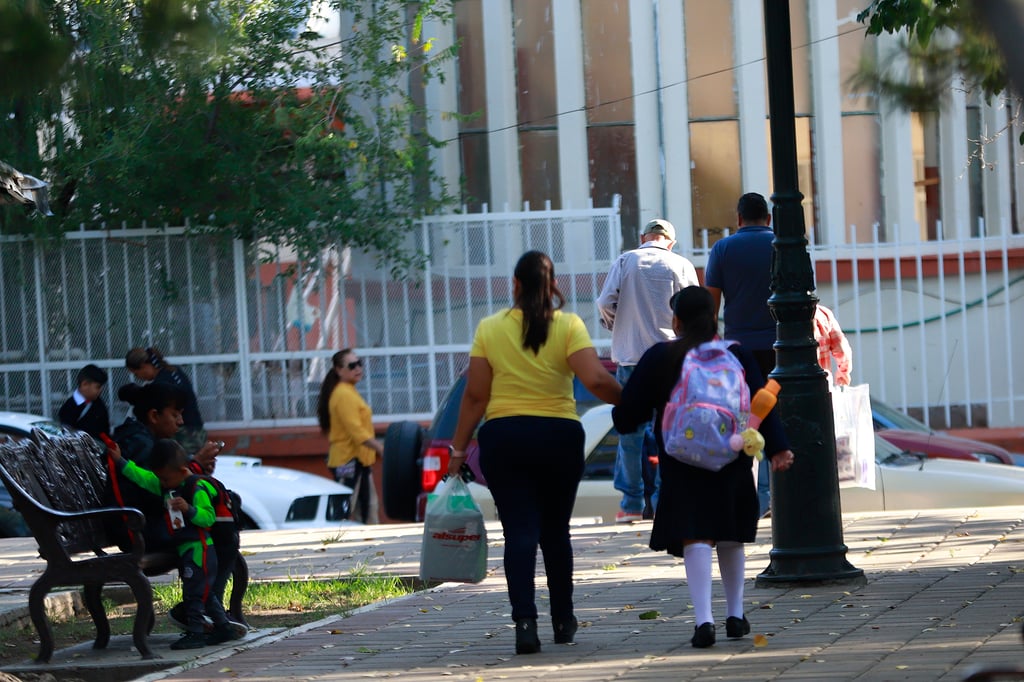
704, 192, 777, 515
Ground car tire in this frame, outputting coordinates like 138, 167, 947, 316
382, 421, 423, 522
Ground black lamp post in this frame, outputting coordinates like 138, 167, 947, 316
755, 0, 864, 586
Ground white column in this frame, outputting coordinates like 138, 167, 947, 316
877, 34, 918, 241
423, 16, 461, 201
938, 80, 970, 239
733, 0, 770, 197
482, 0, 521, 210
808, 0, 847, 245
982, 97, 1013, 236
552, 1, 589, 211
657, 0, 693, 252
631, 0, 662, 233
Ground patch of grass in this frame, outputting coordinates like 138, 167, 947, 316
0, 574, 414, 663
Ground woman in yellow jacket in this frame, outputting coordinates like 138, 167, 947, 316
317, 349, 384, 524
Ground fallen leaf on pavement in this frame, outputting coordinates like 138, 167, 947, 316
753, 634, 768, 647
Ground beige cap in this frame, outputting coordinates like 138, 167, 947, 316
643, 218, 675, 241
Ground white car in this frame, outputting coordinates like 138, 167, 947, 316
469, 404, 1024, 523
0, 412, 355, 533
0, 411, 65, 439
212, 456, 354, 530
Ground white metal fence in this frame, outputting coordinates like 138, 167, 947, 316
0, 200, 622, 428
1, 205, 1022, 430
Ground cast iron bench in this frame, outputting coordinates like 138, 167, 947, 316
0, 428, 248, 662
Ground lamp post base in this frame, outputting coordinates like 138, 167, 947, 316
756, 546, 866, 588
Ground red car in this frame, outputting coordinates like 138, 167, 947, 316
871, 398, 1016, 466
382, 360, 617, 522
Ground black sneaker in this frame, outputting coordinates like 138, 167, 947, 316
170, 631, 208, 650
691, 622, 716, 648
168, 603, 213, 632
206, 623, 239, 645
553, 616, 578, 644
726, 615, 750, 639
225, 619, 249, 639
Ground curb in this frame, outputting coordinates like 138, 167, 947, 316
0, 590, 84, 630
132, 588, 434, 682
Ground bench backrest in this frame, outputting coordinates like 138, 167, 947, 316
0, 429, 114, 556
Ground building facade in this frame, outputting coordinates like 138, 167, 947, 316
405, 0, 1023, 249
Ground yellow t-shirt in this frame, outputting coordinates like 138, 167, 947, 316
326, 381, 376, 468
470, 308, 594, 421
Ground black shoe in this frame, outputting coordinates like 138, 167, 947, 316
553, 616, 578, 644
170, 631, 208, 650
225, 619, 249, 639
168, 602, 213, 632
691, 622, 716, 648
515, 618, 541, 654
726, 615, 750, 639
206, 622, 243, 645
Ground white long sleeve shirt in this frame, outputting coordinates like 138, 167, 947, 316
596, 242, 699, 365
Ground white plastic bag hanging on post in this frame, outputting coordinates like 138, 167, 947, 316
419, 476, 488, 583
832, 384, 875, 490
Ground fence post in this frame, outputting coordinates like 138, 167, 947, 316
32, 241, 49, 413
422, 218, 439, 416
232, 239, 253, 422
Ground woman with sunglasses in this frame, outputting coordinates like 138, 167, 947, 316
317, 349, 384, 524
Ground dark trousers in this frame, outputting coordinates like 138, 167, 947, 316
478, 416, 585, 623
751, 348, 775, 381
209, 524, 239, 613
180, 540, 227, 632
334, 460, 373, 523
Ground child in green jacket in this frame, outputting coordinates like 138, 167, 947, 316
109, 438, 242, 650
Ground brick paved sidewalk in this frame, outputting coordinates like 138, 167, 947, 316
124, 507, 1024, 682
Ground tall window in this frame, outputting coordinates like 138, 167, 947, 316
513, 0, 560, 210
685, 0, 738, 244
582, 0, 638, 247
455, 0, 490, 211
837, 0, 882, 242
911, 111, 941, 239
965, 94, 985, 237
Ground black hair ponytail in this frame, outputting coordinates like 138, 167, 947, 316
513, 251, 564, 354
316, 349, 352, 433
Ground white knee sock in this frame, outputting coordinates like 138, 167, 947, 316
716, 541, 746, 619
683, 542, 714, 626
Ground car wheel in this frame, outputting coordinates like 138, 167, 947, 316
382, 421, 423, 522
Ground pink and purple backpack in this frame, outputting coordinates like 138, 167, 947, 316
661, 340, 750, 471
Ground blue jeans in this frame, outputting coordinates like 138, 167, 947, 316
614, 365, 657, 515
757, 457, 771, 516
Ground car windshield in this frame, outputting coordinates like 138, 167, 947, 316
871, 398, 932, 434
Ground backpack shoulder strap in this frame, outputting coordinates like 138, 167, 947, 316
182, 473, 218, 501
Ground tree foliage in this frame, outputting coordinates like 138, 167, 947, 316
0, 0, 457, 268
854, 0, 1007, 110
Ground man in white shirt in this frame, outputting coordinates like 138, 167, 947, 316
597, 219, 699, 522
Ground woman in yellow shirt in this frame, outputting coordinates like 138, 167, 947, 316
317, 349, 384, 524
447, 250, 621, 655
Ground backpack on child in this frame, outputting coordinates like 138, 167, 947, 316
661, 339, 750, 471
182, 473, 241, 546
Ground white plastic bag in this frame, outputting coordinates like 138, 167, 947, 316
419, 476, 488, 583
832, 384, 876, 490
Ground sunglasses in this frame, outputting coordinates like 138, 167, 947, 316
346, 359, 363, 370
